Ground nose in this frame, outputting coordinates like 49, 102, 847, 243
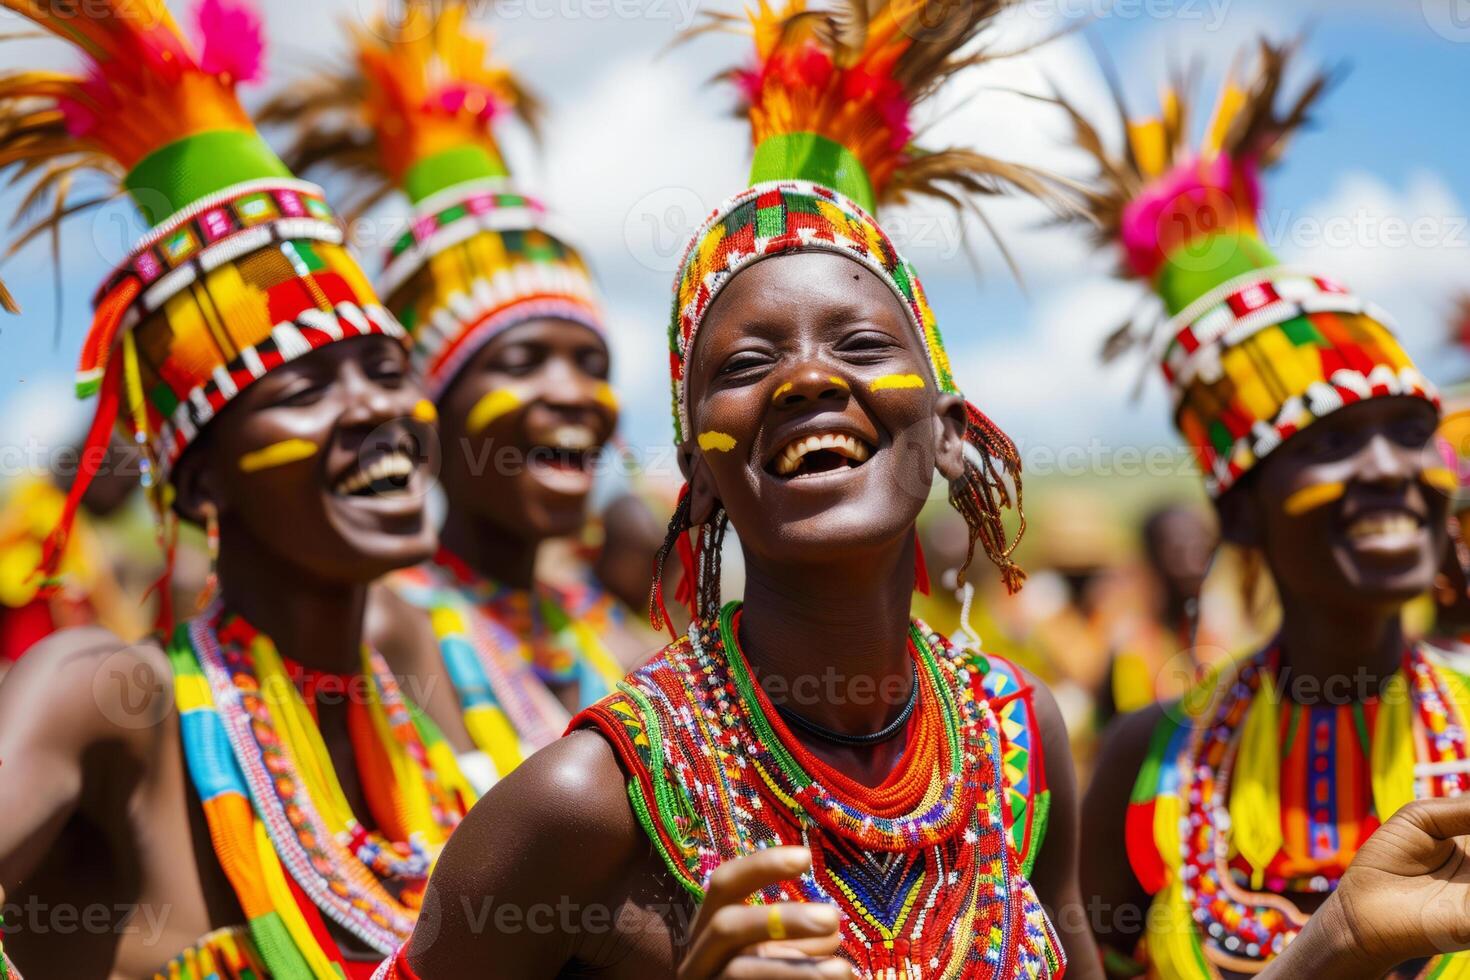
337, 359, 406, 429
1355, 432, 1414, 488
772, 365, 850, 409
539, 355, 603, 414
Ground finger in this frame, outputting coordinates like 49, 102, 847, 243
720, 955, 855, 979
1395, 797, 1470, 842
682, 904, 840, 980
703, 847, 813, 914
755, 932, 845, 958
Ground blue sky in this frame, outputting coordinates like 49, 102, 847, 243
0, 0, 1465, 493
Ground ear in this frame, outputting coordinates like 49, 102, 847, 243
933, 393, 968, 483
1214, 478, 1262, 549
683, 445, 722, 526
171, 439, 219, 527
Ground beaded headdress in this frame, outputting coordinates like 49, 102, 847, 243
0, 0, 404, 598
1057, 39, 1435, 496
259, 0, 604, 398
655, 0, 1072, 629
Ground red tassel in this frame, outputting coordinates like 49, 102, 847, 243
35, 362, 122, 595
913, 532, 931, 596
673, 528, 697, 610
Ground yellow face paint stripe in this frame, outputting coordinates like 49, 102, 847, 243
466, 389, 523, 436
412, 399, 438, 424
1423, 466, 1459, 496
828, 376, 849, 390
870, 373, 927, 392
698, 431, 737, 452
771, 382, 793, 403
238, 439, 319, 474
594, 381, 620, 413
1283, 482, 1346, 517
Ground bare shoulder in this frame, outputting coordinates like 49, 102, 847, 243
408, 730, 651, 972
426, 729, 643, 899
0, 626, 172, 756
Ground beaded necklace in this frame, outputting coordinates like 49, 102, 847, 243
168, 603, 471, 977
389, 560, 572, 791
1127, 643, 1470, 978
573, 602, 1064, 979
430, 549, 625, 708
0, 915, 17, 980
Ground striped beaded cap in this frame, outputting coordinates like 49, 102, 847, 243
654, 0, 1078, 612
1057, 39, 1435, 496
259, 0, 603, 398
0, 0, 403, 587
670, 0, 1069, 447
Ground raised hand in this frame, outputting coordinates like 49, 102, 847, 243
1267, 797, 1470, 978
677, 846, 854, 980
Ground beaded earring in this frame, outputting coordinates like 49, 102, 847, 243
197, 502, 220, 612
950, 402, 1026, 593
649, 486, 728, 638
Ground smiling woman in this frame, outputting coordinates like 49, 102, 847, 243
372, 1, 1097, 979
0, 0, 473, 976
1054, 38, 1470, 980
261, 0, 647, 797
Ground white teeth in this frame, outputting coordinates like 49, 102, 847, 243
1346, 512, 1420, 541
550, 425, 595, 451
334, 450, 415, 496
773, 432, 872, 476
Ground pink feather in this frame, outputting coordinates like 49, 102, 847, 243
1120, 153, 1262, 279
192, 0, 267, 85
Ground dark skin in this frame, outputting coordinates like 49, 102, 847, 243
0, 335, 441, 977
369, 318, 645, 723
1082, 395, 1449, 978
396, 251, 1099, 979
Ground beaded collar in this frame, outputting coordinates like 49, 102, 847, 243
389, 559, 573, 788
169, 604, 470, 973
1130, 642, 1470, 976
573, 602, 1064, 979
429, 548, 624, 704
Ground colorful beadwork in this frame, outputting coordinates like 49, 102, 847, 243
388, 559, 574, 790
573, 602, 1064, 979
1163, 268, 1435, 495
425, 549, 626, 707
150, 926, 267, 980
0, 915, 17, 980
670, 180, 951, 444
1126, 643, 1470, 977
167, 603, 470, 975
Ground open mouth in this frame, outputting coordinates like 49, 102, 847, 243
768, 432, 874, 480
526, 424, 602, 493
333, 445, 418, 498
1342, 508, 1427, 556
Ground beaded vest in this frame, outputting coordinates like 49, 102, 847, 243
1126, 643, 1470, 978
573, 603, 1064, 979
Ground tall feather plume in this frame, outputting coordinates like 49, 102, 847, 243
1042, 36, 1334, 357
257, 0, 540, 223
0, 0, 267, 322
694, 0, 1073, 211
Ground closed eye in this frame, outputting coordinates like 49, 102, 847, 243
717, 349, 776, 379
834, 329, 903, 363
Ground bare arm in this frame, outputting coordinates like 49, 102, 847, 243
1020, 666, 1102, 980
403, 730, 661, 976
0, 627, 168, 902
1078, 704, 1170, 967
